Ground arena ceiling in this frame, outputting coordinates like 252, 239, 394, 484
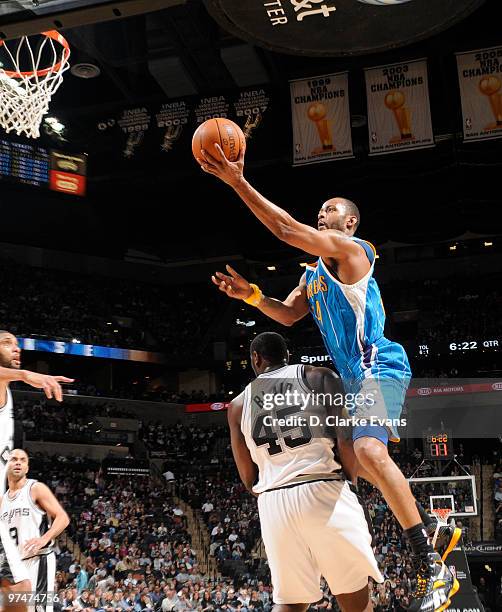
0, 0, 501, 261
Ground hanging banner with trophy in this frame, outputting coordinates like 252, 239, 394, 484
290, 72, 353, 166
456, 46, 502, 143
365, 59, 434, 155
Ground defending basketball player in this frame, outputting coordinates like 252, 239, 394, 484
199, 146, 460, 612
0, 331, 73, 612
228, 332, 382, 612
0, 449, 69, 612
0, 331, 74, 488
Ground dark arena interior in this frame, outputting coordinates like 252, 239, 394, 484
0, 1, 501, 611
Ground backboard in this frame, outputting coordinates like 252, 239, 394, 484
0, 0, 185, 39
409, 475, 478, 518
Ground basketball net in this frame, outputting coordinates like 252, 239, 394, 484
0, 31, 70, 139
430, 508, 452, 548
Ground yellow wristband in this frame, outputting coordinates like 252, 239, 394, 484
244, 284, 263, 307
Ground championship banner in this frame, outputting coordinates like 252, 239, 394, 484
233, 87, 270, 142
365, 59, 434, 155
290, 72, 353, 166
456, 46, 502, 142
155, 100, 191, 154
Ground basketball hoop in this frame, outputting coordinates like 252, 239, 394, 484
431, 507, 452, 525
0, 31, 70, 139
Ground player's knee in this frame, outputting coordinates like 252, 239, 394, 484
354, 436, 389, 471
272, 605, 309, 612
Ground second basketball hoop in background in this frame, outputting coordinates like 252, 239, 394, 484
0, 30, 70, 139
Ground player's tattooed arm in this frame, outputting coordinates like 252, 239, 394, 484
227, 392, 258, 496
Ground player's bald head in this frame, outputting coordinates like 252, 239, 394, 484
318, 197, 360, 235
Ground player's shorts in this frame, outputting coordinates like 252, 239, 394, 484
343, 338, 411, 443
258, 479, 383, 604
0, 521, 30, 585
24, 552, 56, 612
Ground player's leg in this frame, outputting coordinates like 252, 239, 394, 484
353, 433, 422, 530
1, 578, 31, 612
0, 523, 31, 612
338, 431, 461, 563
257, 489, 324, 608
351, 433, 459, 609
303, 481, 382, 612
272, 605, 309, 612
335, 585, 372, 612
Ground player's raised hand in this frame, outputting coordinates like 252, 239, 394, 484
21, 371, 74, 402
211, 264, 253, 301
197, 143, 245, 188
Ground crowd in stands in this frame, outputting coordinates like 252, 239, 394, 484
379, 275, 502, 346
494, 454, 502, 542
17, 386, 500, 612
0, 261, 221, 354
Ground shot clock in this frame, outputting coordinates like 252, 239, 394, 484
423, 431, 454, 460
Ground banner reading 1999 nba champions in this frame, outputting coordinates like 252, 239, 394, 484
365, 59, 434, 156
456, 46, 502, 142
290, 72, 353, 166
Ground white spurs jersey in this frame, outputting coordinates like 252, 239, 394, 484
0, 479, 52, 559
0, 388, 14, 495
241, 364, 342, 494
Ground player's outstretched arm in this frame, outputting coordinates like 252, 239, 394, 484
21, 371, 74, 402
211, 265, 309, 327
227, 393, 258, 495
0, 368, 74, 402
199, 145, 362, 261
23, 482, 70, 557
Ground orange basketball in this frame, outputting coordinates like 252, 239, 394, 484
192, 118, 246, 163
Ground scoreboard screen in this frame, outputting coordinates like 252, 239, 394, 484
0, 139, 49, 187
0, 139, 87, 195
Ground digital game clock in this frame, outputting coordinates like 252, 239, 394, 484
422, 431, 454, 460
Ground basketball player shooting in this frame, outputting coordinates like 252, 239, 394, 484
198, 146, 460, 612
0, 450, 69, 612
228, 332, 382, 612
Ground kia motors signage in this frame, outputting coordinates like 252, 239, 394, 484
185, 403, 230, 413
204, 0, 486, 57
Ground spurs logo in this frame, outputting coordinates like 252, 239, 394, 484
290, 0, 337, 21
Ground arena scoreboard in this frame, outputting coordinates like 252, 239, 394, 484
422, 430, 454, 460
0, 139, 87, 195
0, 139, 49, 187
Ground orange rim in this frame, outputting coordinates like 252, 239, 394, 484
0, 30, 70, 78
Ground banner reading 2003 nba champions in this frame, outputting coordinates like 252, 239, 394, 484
456, 46, 502, 142
365, 59, 434, 156
290, 72, 353, 166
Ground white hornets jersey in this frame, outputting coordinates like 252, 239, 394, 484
0, 388, 14, 495
0, 479, 51, 559
241, 364, 341, 494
